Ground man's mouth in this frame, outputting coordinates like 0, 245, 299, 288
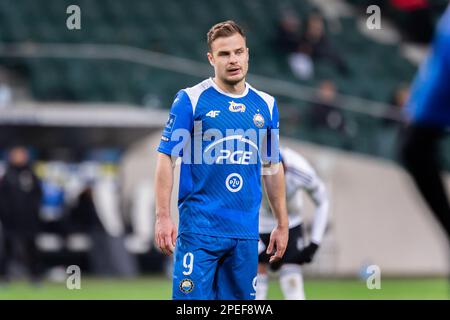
227, 67, 241, 75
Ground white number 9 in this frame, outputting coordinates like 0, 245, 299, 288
182, 252, 194, 276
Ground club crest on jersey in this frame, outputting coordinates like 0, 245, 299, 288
228, 101, 246, 113
253, 113, 265, 128
179, 279, 194, 293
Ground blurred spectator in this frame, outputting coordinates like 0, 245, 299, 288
384, 84, 410, 126
277, 12, 349, 80
68, 182, 137, 277
0, 146, 43, 283
276, 12, 303, 53
67, 184, 108, 275
276, 12, 314, 80
310, 80, 344, 131
309, 80, 356, 149
377, 84, 410, 158
391, 83, 410, 108
69, 186, 104, 234
298, 13, 349, 76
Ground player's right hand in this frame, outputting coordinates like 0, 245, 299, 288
155, 215, 177, 256
267, 225, 288, 264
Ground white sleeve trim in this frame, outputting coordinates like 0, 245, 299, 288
183, 78, 212, 115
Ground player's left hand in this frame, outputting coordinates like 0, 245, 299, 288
297, 242, 319, 264
267, 225, 289, 264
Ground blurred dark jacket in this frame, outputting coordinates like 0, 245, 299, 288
299, 31, 348, 74
276, 24, 301, 53
69, 187, 105, 233
0, 164, 42, 236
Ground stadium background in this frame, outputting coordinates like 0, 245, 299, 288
0, 0, 449, 299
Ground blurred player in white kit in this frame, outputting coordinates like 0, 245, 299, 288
256, 147, 329, 300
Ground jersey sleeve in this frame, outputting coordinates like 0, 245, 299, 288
443, 32, 450, 69
298, 165, 329, 244
307, 177, 329, 245
289, 161, 330, 244
438, 7, 450, 66
157, 90, 193, 157
305, 174, 327, 207
264, 99, 281, 164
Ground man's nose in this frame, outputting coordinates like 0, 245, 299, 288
229, 53, 238, 64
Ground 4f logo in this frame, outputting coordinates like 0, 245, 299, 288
206, 110, 220, 118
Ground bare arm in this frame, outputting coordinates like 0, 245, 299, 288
155, 152, 177, 256
262, 163, 289, 263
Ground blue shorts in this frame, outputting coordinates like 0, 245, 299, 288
172, 232, 258, 300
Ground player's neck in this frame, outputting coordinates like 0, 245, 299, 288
213, 77, 246, 96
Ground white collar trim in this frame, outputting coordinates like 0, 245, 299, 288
209, 77, 249, 98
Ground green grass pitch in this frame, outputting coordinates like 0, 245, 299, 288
0, 276, 448, 300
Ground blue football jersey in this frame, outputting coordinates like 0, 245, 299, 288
406, 5, 450, 128
157, 78, 280, 240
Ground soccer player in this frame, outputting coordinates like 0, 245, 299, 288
256, 147, 329, 300
154, 21, 289, 300
400, 5, 450, 246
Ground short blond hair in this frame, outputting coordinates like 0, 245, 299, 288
207, 20, 245, 51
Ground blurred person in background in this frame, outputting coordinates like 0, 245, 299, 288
310, 80, 343, 130
377, 84, 410, 158
383, 84, 410, 128
390, 84, 410, 115
276, 12, 314, 80
298, 13, 349, 76
68, 185, 109, 275
309, 80, 357, 149
0, 146, 43, 284
310, 80, 355, 139
276, 12, 303, 54
400, 5, 450, 248
256, 147, 329, 300
276, 12, 348, 80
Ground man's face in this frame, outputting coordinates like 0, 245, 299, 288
9, 147, 29, 167
207, 33, 249, 85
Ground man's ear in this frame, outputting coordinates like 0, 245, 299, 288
207, 52, 214, 67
